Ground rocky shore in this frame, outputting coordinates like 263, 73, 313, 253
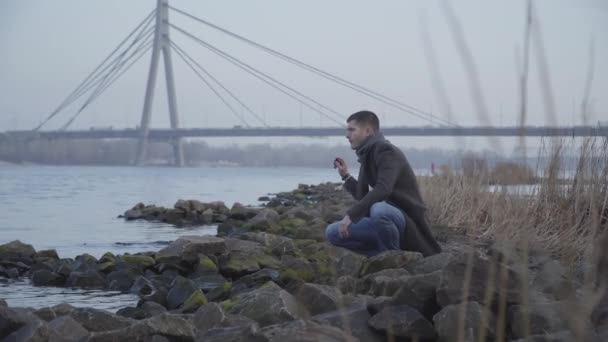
1, 183, 607, 341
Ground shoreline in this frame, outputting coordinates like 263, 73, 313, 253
1, 182, 605, 341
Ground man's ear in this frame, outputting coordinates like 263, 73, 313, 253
365, 126, 374, 136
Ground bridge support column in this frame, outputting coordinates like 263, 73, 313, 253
135, 0, 184, 166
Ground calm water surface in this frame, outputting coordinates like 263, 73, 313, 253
0, 165, 334, 310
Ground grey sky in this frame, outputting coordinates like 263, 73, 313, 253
1, 0, 606, 136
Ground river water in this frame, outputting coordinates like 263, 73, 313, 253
0, 165, 335, 310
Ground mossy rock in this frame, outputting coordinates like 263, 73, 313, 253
220, 253, 261, 277
280, 257, 315, 283
207, 282, 232, 302
182, 289, 208, 313
121, 255, 156, 269
99, 252, 116, 263
197, 255, 218, 273
98, 261, 115, 273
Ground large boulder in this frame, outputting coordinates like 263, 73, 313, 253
155, 236, 226, 264
436, 253, 521, 307
248, 209, 280, 231
313, 305, 384, 342
166, 276, 198, 310
0, 240, 36, 263
65, 270, 107, 289
225, 281, 307, 326
410, 252, 453, 274
262, 319, 356, 342
107, 269, 139, 291
359, 250, 423, 276
47, 316, 90, 341
433, 302, 496, 342
356, 268, 410, 294
89, 313, 194, 342
193, 303, 261, 340
296, 283, 344, 315
241, 232, 297, 257
368, 305, 436, 340
219, 239, 280, 278
69, 308, 133, 332
31, 270, 65, 287
508, 299, 586, 339
2, 318, 49, 342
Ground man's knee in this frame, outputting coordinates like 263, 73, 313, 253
370, 202, 392, 219
325, 223, 339, 244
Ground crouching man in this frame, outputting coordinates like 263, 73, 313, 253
326, 110, 441, 257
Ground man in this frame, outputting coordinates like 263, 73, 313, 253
326, 110, 442, 257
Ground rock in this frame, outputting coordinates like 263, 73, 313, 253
47, 316, 89, 341
107, 269, 138, 291
241, 232, 297, 257
117, 301, 167, 320
368, 305, 436, 340
391, 271, 441, 316
509, 300, 578, 339
182, 289, 208, 313
531, 259, 576, 300
89, 313, 194, 342
1, 306, 33, 339
411, 252, 453, 274
436, 253, 521, 307
192, 254, 218, 275
193, 303, 227, 335
34, 303, 76, 321
225, 281, 307, 326
5, 268, 19, 279
231, 269, 281, 295
359, 250, 423, 276
356, 268, 410, 294
120, 255, 156, 269
262, 319, 356, 342
193, 303, 263, 341
0, 240, 36, 264
2, 319, 49, 342
229, 203, 258, 221
156, 235, 226, 264
55, 259, 74, 277
336, 276, 357, 294
138, 313, 194, 340
207, 282, 233, 302
510, 330, 578, 342
72, 253, 98, 272
31, 270, 65, 287
248, 209, 280, 231
282, 206, 318, 222
166, 276, 197, 310
279, 256, 316, 284
219, 239, 280, 278
433, 302, 496, 341
35, 249, 59, 260
296, 283, 344, 315
69, 308, 133, 332
191, 273, 228, 292
65, 270, 107, 288
313, 305, 384, 342
303, 243, 365, 280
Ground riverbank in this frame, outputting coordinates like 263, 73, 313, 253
1, 182, 606, 341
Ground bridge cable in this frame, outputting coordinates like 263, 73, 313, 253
49, 12, 155, 125
171, 42, 251, 127
169, 6, 457, 127
34, 9, 155, 131
170, 24, 345, 126
170, 41, 267, 127
61, 33, 155, 130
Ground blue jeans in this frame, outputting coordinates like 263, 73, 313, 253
325, 201, 406, 257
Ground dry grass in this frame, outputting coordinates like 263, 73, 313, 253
420, 137, 608, 269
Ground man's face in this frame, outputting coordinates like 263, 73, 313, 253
346, 120, 373, 149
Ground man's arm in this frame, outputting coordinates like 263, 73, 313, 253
346, 145, 401, 223
342, 173, 358, 197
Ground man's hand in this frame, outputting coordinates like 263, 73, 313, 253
338, 215, 352, 238
334, 157, 349, 178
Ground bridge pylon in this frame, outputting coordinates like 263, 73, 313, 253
135, 0, 184, 166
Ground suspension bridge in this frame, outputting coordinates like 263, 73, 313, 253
3, 0, 606, 166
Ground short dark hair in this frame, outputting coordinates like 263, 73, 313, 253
347, 110, 380, 131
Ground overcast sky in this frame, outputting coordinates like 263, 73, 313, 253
1, 0, 606, 140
